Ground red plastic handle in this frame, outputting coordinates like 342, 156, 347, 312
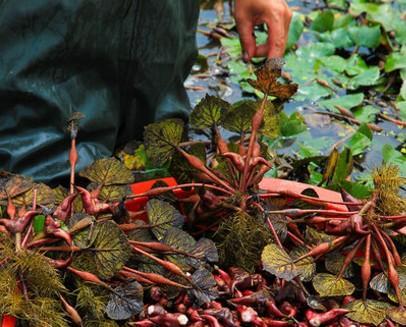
1, 315, 17, 327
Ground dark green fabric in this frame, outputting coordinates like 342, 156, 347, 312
0, 0, 199, 183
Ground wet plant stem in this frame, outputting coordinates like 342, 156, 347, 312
240, 95, 268, 192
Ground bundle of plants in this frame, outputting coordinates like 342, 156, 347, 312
0, 61, 405, 327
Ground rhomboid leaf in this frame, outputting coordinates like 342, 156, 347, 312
146, 199, 184, 241
325, 250, 354, 278
261, 243, 299, 281
305, 226, 335, 245
290, 246, 316, 282
190, 94, 231, 129
248, 62, 298, 99
79, 158, 134, 185
73, 221, 132, 279
387, 306, 406, 325
188, 268, 219, 306
13, 183, 55, 207
223, 100, 256, 134
191, 238, 219, 264
162, 227, 196, 271
106, 281, 144, 320
345, 299, 390, 326
144, 119, 184, 166
0, 174, 33, 200
312, 273, 355, 297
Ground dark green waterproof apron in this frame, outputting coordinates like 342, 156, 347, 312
0, 0, 199, 183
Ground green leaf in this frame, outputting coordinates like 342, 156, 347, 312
318, 55, 347, 73
190, 238, 219, 264
144, 119, 184, 167
261, 101, 281, 138
223, 100, 256, 134
13, 183, 55, 207
287, 12, 304, 49
341, 180, 373, 199
345, 124, 372, 156
370, 272, 390, 294
353, 105, 379, 123
280, 112, 307, 137
146, 199, 184, 241
106, 281, 144, 320
312, 273, 355, 297
319, 28, 354, 48
33, 215, 46, 234
305, 226, 335, 245
345, 55, 368, 76
385, 51, 406, 73
319, 93, 364, 111
325, 251, 354, 278
345, 299, 390, 326
311, 10, 335, 32
382, 144, 406, 177
0, 174, 33, 200
347, 67, 380, 89
190, 94, 231, 129
290, 247, 316, 282
188, 268, 219, 306
162, 227, 196, 271
73, 221, 132, 279
348, 25, 381, 48
261, 243, 299, 281
80, 158, 134, 186
388, 307, 406, 326
330, 148, 353, 188
97, 185, 130, 202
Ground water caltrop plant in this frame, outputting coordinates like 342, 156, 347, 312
0, 61, 405, 326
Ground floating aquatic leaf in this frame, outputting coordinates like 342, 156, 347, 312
80, 158, 134, 186
190, 94, 231, 129
13, 183, 55, 207
345, 299, 389, 326
106, 281, 143, 320
144, 119, 184, 166
162, 227, 196, 271
312, 273, 355, 297
146, 199, 184, 241
248, 62, 298, 100
188, 268, 219, 306
0, 174, 33, 200
290, 247, 316, 282
311, 10, 334, 33
261, 243, 299, 281
73, 221, 132, 279
223, 100, 256, 134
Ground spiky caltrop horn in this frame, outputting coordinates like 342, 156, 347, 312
372, 165, 406, 216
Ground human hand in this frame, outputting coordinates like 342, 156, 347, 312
234, 0, 292, 61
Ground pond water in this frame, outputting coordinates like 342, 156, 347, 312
186, 0, 405, 189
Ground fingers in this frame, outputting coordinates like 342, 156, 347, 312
235, 14, 256, 62
266, 15, 288, 58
